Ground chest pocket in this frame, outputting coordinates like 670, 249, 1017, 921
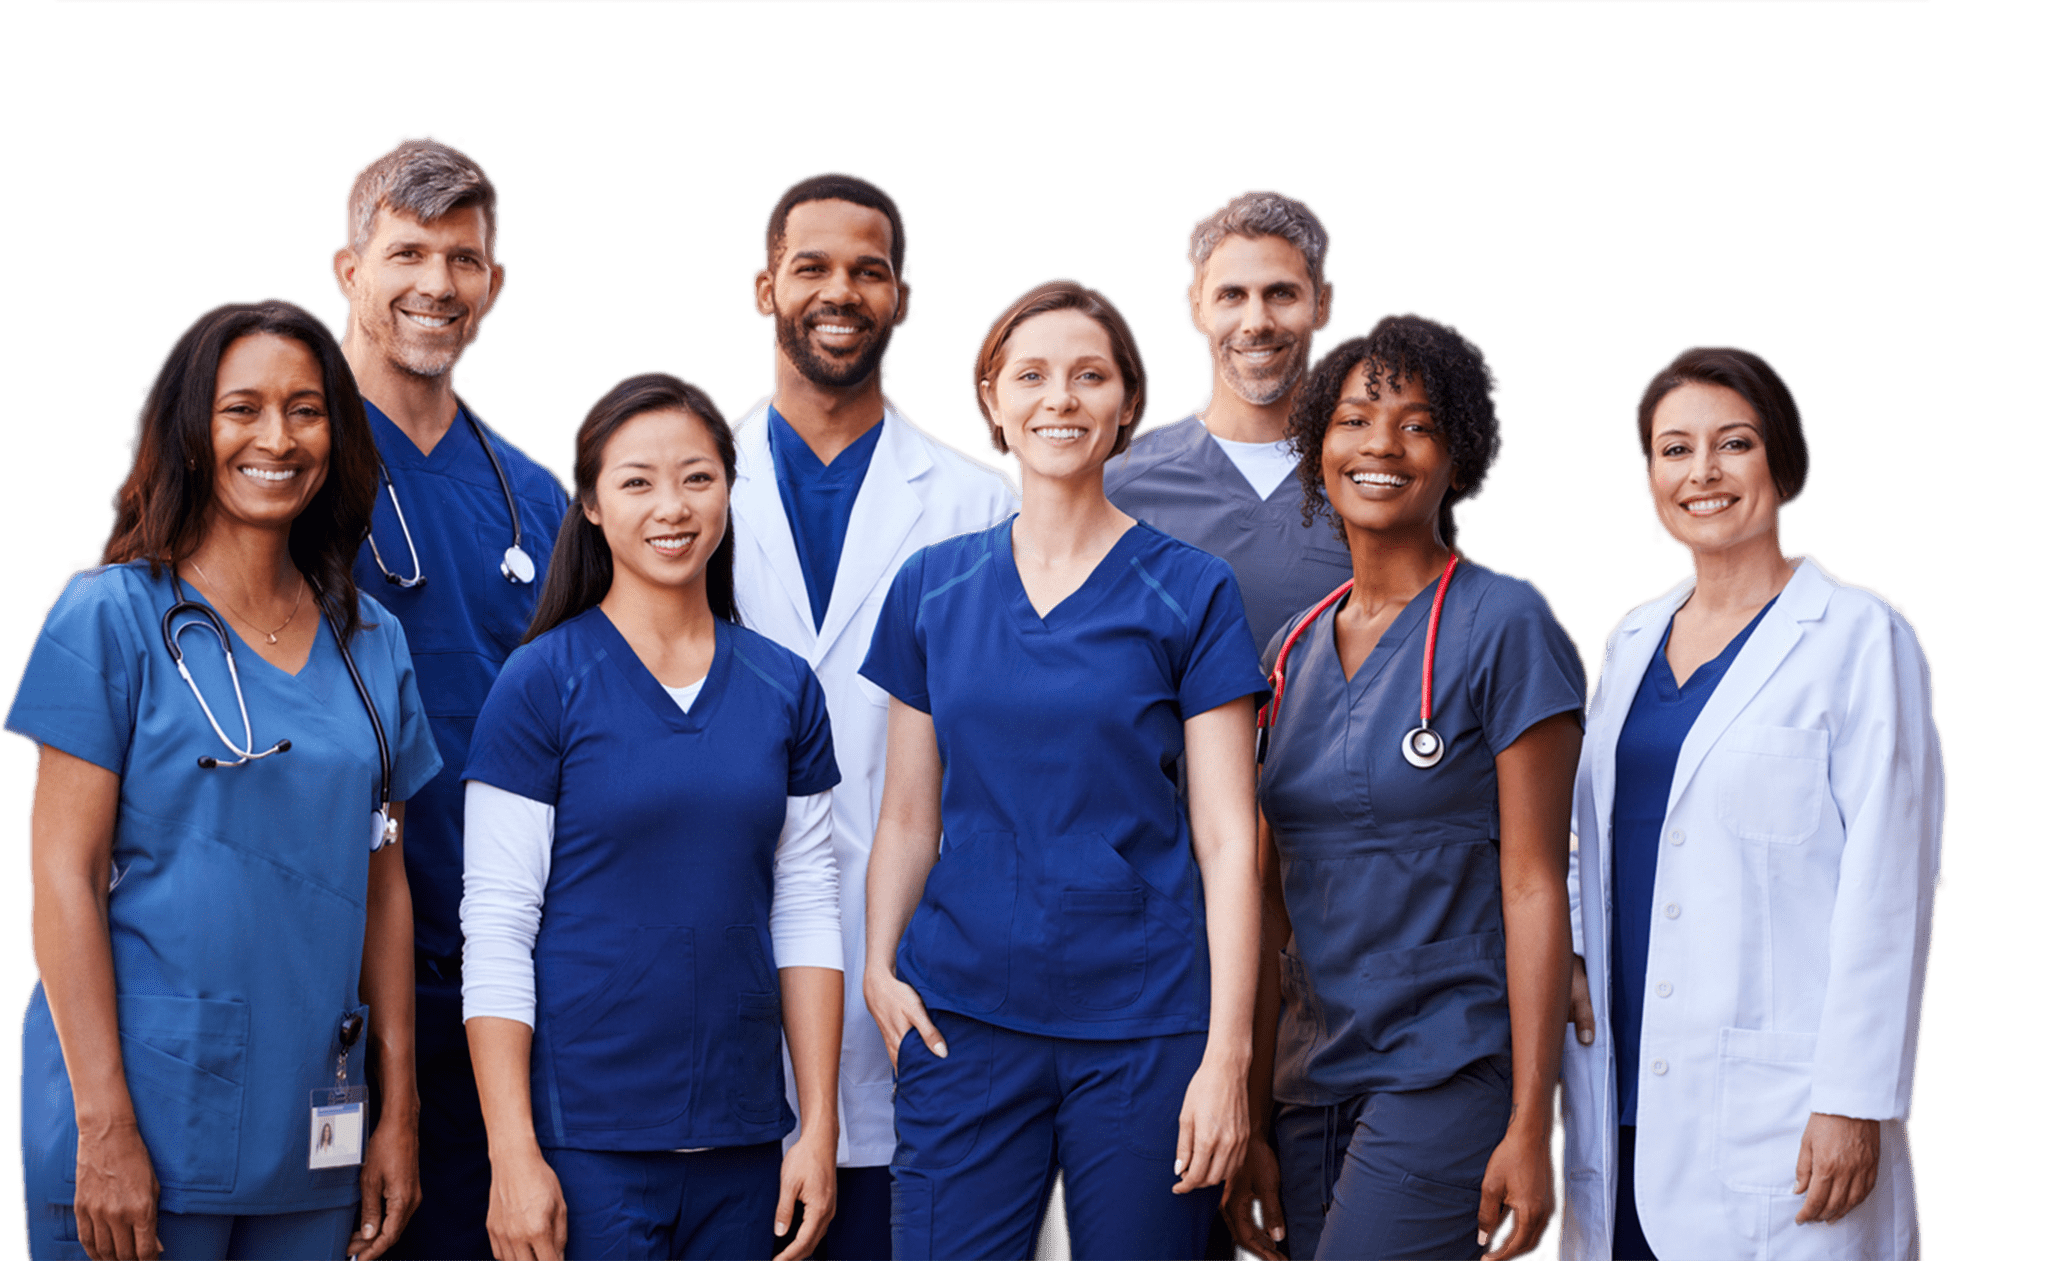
1714, 724, 1828, 844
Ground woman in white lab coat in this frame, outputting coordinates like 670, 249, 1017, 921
1559, 348, 1941, 1261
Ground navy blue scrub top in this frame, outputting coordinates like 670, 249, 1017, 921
8, 564, 441, 1213
465, 608, 839, 1151
1105, 416, 1354, 657
1609, 599, 1773, 1124
353, 400, 568, 961
1259, 563, 1585, 1102
860, 519, 1269, 1040
769, 403, 883, 630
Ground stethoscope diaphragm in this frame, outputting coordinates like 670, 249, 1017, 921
1401, 725, 1445, 768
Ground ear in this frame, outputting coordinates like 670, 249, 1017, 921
1314, 281, 1334, 330
478, 262, 507, 321
892, 279, 911, 327
581, 497, 602, 527
1188, 278, 1207, 335
333, 247, 358, 297
754, 268, 776, 317
977, 377, 998, 418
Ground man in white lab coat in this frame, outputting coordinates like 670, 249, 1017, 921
731, 173, 1016, 1258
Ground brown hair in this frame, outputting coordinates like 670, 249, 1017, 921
974, 281, 1146, 458
103, 302, 377, 640
1636, 347, 1809, 502
524, 374, 738, 642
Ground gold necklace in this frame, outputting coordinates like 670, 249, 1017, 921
187, 561, 306, 645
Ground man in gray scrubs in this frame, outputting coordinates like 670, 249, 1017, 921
1105, 192, 1350, 655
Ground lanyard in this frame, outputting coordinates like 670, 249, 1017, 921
1258, 554, 1460, 769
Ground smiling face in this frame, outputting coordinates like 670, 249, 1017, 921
207, 333, 332, 535
981, 308, 1136, 483
757, 199, 907, 390
1320, 362, 1452, 544
1647, 381, 1782, 555
337, 205, 502, 379
584, 408, 731, 597
1193, 233, 1330, 407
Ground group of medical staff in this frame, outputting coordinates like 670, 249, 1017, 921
7, 139, 1941, 1261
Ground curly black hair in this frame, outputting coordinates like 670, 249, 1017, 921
1288, 314, 1500, 550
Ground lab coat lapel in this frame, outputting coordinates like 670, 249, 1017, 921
1585, 583, 1690, 861
1663, 559, 1831, 817
813, 403, 928, 660
731, 400, 815, 643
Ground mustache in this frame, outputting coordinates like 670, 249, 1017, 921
806, 308, 877, 332
1224, 334, 1300, 353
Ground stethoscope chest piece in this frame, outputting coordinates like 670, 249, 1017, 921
500, 545, 535, 585
1401, 725, 1445, 769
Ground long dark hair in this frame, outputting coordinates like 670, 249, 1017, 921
103, 301, 377, 640
525, 374, 739, 642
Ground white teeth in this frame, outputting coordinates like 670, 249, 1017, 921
814, 323, 859, 335
1350, 471, 1406, 487
402, 311, 458, 329
239, 467, 296, 482
647, 534, 694, 554
1684, 496, 1736, 513
1035, 427, 1087, 440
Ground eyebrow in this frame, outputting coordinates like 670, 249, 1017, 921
1655, 421, 1760, 440
1335, 397, 1432, 411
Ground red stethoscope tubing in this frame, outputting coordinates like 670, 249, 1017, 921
1259, 553, 1460, 768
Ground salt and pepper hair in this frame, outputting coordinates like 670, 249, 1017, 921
1188, 192, 1329, 289
347, 139, 499, 255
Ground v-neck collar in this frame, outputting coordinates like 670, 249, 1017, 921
166, 570, 330, 685
1168, 415, 1305, 510
366, 399, 476, 473
588, 607, 730, 734
994, 516, 1149, 636
1326, 568, 1447, 696
1651, 598, 1776, 700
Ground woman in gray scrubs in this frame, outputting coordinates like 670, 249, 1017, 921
1225, 316, 1584, 1261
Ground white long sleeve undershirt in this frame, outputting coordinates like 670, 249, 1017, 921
459, 678, 843, 1027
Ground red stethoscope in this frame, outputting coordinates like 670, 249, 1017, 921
1258, 553, 1461, 769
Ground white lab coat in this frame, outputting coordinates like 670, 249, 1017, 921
1561, 559, 1941, 1261
731, 398, 1016, 1167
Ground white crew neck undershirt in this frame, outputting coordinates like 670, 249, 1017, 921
1210, 431, 1299, 500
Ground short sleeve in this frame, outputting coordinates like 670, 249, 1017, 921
1177, 562, 1272, 719
367, 602, 443, 802
859, 552, 931, 713
6, 568, 143, 776
464, 642, 567, 803
1469, 578, 1587, 756
787, 666, 842, 797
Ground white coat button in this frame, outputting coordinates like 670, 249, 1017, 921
1656, 982, 1673, 997
1651, 1059, 1668, 1076
1663, 903, 1681, 919
1668, 829, 1684, 846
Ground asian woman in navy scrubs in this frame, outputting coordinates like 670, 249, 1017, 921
10, 303, 441, 1260
862, 282, 1268, 1260
460, 374, 844, 1261
1225, 317, 1585, 1261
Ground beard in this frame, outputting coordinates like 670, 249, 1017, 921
775, 302, 895, 390
365, 306, 469, 379
1215, 333, 1311, 407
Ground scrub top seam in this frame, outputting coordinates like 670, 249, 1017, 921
118, 802, 368, 910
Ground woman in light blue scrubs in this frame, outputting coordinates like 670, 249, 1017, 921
10, 302, 441, 1260
862, 282, 1268, 1260
1224, 317, 1584, 1261
461, 374, 845, 1261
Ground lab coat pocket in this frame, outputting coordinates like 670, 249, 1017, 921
1717, 1026, 1816, 1194
1715, 725, 1828, 844
109, 994, 249, 1193
909, 831, 1016, 1014
1058, 887, 1150, 1014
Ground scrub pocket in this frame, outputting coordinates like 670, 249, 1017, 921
908, 832, 1016, 1014
539, 925, 699, 1132
473, 522, 539, 651
107, 994, 249, 1193
1716, 1026, 1816, 1193
1715, 725, 1827, 843
721, 927, 787, 1128
1058, 888, 1149, 1013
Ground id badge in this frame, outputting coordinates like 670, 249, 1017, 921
309, 1086, 368, 1169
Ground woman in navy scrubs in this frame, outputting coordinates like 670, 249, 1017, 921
1558, 350, 1939, 1261
460, 375, 844, 1261
862, 282, 1269, 1261
10, 303, 440, 1260
1225, 317, 1584, 1261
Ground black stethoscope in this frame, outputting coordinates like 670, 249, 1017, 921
364, 406, 535, 587
1258, 554, 1461, 769
160, 573, 398, 851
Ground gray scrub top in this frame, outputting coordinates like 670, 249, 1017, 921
1259, 562, 1585, 1102
1106, 416, 1353, 656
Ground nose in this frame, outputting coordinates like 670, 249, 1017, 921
1239, 296, 1278, 339
1688, 444, 1722, 485
1361, 417, 1403, 458
416, 251, 455, 300
253, 403, 293, 456
822, 265, 860, 309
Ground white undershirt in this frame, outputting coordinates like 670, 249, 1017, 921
1211, 432, 1300, 500
459, 676, 843, 1028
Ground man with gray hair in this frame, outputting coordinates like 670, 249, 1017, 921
337, 138, 569, 1260
1105, 192, 1350, 658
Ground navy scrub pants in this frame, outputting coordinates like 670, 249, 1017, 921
890, 1010, 1216, 1261
1274, 1055, 1512, 1260
387, 955, 492, 1260
545, 1142, 783, 1259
